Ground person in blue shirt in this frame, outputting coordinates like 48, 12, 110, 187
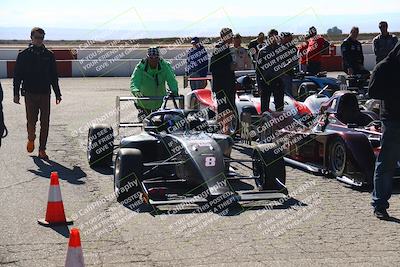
185, 37, 209, 90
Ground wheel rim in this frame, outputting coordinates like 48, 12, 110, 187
331, 142, 346, 174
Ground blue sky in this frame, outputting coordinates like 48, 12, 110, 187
1, 0, 399, 39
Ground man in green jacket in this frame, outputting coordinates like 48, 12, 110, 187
130, 47, 179, 120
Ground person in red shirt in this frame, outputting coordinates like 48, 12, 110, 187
297, 40, 309, 72
306, 26, 329, 75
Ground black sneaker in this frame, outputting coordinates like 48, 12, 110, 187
374, 209, 390, 220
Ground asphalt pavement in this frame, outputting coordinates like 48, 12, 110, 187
0, 76, 399, 267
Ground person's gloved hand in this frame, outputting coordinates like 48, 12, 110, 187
168, 91, 178, 97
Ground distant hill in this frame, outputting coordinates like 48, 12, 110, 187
1, 33, 398, 48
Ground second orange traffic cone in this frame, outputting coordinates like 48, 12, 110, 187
65, 228, 85, 267
38, 171, 73, 226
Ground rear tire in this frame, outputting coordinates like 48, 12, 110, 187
252, 143, 286, 191
87, 125, 114, 167
114, 148, 143, 203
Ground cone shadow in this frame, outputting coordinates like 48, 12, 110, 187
50, 225, 70, 238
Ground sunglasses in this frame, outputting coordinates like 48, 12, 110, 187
33, 35, 44, 40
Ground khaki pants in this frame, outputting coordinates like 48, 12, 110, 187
25, 93, 50, 151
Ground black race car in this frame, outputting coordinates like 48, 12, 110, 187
87, 95, 288, 212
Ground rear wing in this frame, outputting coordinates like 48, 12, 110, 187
183, 75, 212, 88
115, 95, 185, 136
183, 71, 256, 88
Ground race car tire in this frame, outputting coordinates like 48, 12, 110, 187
298, 82, 319, 101
114, 148, 143, 202
328, 138, 347, 177
190, 95, 215, 119
252, 143, 286, 191
87, 125, 114, 167
190, 94, 200, 110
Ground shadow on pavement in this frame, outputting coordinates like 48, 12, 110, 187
29, 156, 86, 185
121, 196, 305, 217
49, 225, 70, 238
386, 216, 400, 223
90, 166, 113, 175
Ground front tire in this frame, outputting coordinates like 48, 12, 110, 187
87, 125, 114, 167
252, 143, 286, 191
114, 148, 143, 202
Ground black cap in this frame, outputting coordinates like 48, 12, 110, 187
191, 37, 199, 44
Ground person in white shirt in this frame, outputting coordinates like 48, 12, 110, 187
231, 34, 253, 71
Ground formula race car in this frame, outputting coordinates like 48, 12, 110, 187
186, 71, 314, 135
86, 95, 288, 212
241, 91, 400, 187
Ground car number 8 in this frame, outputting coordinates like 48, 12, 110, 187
205, 156, 216, 167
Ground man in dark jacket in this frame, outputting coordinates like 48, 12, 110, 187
210, 27, 236, 134
373, 21, 398, 64
186, 37, 209, 90
280, 32, 298, 97
256, 29, 285, 112
13, 27, 62, 159
370, 42, 400, 220
341, 27, 369, 76
0, 81, 7, 147
248, 32, 266, 66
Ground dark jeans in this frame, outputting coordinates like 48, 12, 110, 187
0, 82, 5, 147
25, 93, 50, 151
372, 120, 400, 210
281, 74, 293, 97
307, 61, 321, 75
260, 78, 284, 113
215, 89, 235, 115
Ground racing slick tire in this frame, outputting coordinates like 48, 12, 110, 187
190, 94, 215, 120
190, 94, 200, 110
114, 148, 143, 202
328, 137, 347, 178
298, 82, 319, 101
252, 143, 286, 191
87, 125, 114, 167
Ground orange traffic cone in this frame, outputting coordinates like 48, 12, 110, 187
38, 171, 73, 226
65, 228, 85, 267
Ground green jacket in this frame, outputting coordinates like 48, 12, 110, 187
130, 58, 179, 110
